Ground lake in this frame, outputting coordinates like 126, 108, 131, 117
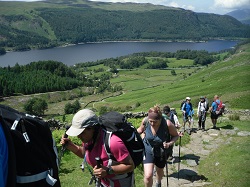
0, 40, 238, 67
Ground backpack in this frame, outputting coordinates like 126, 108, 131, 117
163, 112, 175, 125
216, 101, 225, 115
99, 111, 144, 168
0, 104, 61, 187
180, 100, 185, 110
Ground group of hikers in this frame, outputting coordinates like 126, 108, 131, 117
0, 95, 224, 187
59, 94, 224, 187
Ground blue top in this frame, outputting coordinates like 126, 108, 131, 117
211, 99, 220, 112
143, 117, 169, 157
0, 122, 8, 187
182, 102, 193, 116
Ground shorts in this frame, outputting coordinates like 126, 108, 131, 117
143, 151, 166, 168
210, 111, 218, 119
183, 114, 191, 123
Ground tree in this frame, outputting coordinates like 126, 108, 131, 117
23, 98, 48, 116
64, 100, 81, 114
171, 70, 177, 76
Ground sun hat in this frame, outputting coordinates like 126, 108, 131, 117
186, 97, 191, 100
200, 96, 205, 99
66, 109, 99, 136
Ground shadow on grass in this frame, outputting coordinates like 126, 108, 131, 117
219, 124, 234, 129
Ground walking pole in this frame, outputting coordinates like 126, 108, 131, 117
178, 132, 183, 180
165, 150, 169, 187
58, 125, 70, 167
95, 157, 102, 187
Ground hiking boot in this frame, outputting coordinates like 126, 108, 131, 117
202, 128, 205, 132
212, 126, 217, 129
156, 182, 161, 187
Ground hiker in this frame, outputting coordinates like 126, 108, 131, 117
137, 105, 179, 187
197, 96, 208, 131
60, 109, 135, 187
162, 106, 181, 129
181, 97, 194, 134
0, 122, 8, 187
210, 95, 220, 129
162, 105, 180, 160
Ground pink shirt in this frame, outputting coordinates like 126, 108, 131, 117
84, 129, 130, 187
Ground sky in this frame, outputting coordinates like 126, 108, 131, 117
0, 0, 250, 15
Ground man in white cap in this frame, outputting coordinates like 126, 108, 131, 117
60, 109, 135, 187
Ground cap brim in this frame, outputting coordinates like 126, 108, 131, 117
66, 126, 85, 136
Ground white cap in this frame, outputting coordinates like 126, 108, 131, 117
66, 109, 99, 136
186, 97, 191, 100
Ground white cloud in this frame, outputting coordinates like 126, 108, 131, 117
214, 0, 250, 9
167, 2, 195, 11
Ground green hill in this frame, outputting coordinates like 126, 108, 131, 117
88, 42, 250, 112
0, 0, 249, 51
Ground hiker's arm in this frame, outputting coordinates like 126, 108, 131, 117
60, 136, 85, 158
163, 120, 179, 148
137, 117, 146, 138
93, 154, 134, 178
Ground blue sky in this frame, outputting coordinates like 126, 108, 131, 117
1, 0, 250, 14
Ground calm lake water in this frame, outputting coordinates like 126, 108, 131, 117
0, 40, 238, 67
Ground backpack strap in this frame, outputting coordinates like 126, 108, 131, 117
103, 131, 116, 167
16, 169, 57, 185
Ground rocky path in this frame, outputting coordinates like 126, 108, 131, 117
152, 118, 250, 187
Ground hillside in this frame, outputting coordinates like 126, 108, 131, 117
87, 42, 250, 112
1, 41, 249, 116
0, 0, 249, 51
226, 9, 250, 25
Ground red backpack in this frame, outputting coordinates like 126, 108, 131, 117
216, 100, 225, 115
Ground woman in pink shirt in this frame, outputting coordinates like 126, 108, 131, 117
60, 109, 134, 187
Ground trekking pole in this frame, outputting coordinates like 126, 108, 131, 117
178, 132, 183, 180
165, 150, 169, 187
59, 125, 70, 166
95, 157, 103, 187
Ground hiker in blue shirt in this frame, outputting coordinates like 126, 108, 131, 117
210, 95, 220, 129
0, 122, 8, 187
181, 97, 194, 135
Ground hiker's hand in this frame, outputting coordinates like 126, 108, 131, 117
60, 135, 71, 147
163, 141, 172, 149
93, 166, 106, 178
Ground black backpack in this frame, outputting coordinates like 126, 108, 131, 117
180, 100, 185, 110
99, 111, 144, 168
0, 104, 61, 187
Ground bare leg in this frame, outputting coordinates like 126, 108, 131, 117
155, 166, 164, 184
143, 163, 154, 187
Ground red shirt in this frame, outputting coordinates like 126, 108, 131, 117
84, 129, 130, 187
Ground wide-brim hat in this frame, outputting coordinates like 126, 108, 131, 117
66, 109, 99, 136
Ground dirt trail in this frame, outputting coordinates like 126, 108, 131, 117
152, 117, 250, 187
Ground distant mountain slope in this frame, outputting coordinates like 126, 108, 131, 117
226, 9, 250, 25
0, 0, 249, 51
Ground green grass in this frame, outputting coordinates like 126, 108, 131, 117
93, 43, 250, 111
198, 120, 250, 187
